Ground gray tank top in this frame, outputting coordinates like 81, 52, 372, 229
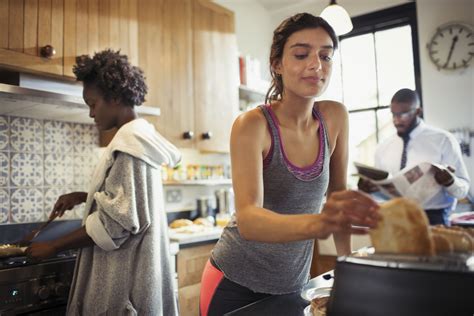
212, 104, 330, 294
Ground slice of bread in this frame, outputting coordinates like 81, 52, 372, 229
369, 198, 434, 256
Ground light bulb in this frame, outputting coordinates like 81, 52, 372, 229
320, 3, 353, 36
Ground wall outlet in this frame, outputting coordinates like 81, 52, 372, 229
166, 189, 182, 203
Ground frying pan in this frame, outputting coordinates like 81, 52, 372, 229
0, 244, 27, 258
0, 213, 58, 259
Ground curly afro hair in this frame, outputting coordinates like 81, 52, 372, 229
73, 49, 147, 107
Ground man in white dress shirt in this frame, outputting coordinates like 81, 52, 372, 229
361, 88, 470, 225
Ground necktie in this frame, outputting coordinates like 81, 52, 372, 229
400, 135, 410, 170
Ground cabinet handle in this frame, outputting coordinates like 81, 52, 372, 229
40, 45, 56, 59
201, 131, 212, 140
182, 131, 194, 140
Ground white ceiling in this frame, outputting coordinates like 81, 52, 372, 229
255, 0, 413, 15
255, 0, 316, 13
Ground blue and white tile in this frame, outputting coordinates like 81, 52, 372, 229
11, 153, 43, 187
10, 188, 44, 223
44, 154, 74, 186
73, 124, 98, 154
0, 152, 9, 187
73, 155, 97, 187
44, 187, 78, 220
0, 116, 8, 151
0, 189, 9, 224
74, 204, 86, 219
10, 117, 43, 152
44, 120, 73, 153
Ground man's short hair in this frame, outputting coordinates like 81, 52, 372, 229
391, 88, 420, 107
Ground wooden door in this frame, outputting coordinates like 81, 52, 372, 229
0, 0, 64, 75
137, 0, 195, 147
193, 0, 239, 153
63, 0, 139, 77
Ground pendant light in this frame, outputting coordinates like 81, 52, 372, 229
320, 0, 353, 36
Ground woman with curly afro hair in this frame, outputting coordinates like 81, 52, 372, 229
26, 50, 181, 315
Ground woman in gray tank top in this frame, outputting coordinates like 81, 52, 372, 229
200, 13, 381, 316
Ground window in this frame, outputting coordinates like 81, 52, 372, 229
318, 3, 421, 188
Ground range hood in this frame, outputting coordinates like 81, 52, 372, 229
0, 72, 160, 124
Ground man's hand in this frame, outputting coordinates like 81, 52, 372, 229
434, 166, 455, 187
357, 178, 379, 193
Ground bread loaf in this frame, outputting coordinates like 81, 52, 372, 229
193, 217, 214, 227
311, 296, 329, 316
431, 233, 453, 254
369, 198, 434, 255
169, 219, 193, 229
431, 226, 473, 253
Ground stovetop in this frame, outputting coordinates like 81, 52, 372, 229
0, 221, 81, 314
0, 250, 77, 270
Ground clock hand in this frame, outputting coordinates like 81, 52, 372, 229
443, 35, 458, 68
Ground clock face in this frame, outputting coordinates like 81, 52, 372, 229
427, 23, 474, 70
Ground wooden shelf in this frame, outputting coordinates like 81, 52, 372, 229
163, 179, 232, 186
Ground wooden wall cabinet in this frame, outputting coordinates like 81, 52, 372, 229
0, 0, 238, 153
63, 0, 139, 77
192, 0, 239, 153
177, 242, 214, 316
0, 0, 64, 75
137, 0, 195, 149
0, 0, 139, 77
138, 0, 239, 153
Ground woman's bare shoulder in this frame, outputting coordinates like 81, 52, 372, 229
315, 100, 348, 119
232, 107, 268, 135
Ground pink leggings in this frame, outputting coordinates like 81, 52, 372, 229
200, 259, 224, 316
200, 259, 272, 316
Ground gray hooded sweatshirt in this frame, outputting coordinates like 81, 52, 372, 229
66, 118, 181, 316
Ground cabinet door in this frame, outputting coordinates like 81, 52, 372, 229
193, 0, 239, 153
177, 243, 214, 288
63, 0, 139, 77
0, 0, 64, 75
178, 283, 201, 316
137, 0, 195, 148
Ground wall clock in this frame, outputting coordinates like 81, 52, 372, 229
426, 22, 473, 71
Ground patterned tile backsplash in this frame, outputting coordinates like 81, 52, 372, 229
0, 115, 99, 224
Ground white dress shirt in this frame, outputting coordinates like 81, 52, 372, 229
375, 120, 470, 210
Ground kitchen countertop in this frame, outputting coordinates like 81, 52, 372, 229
225, 271, 334, 316
168, 226, 223, 245
226, 291, 308, 316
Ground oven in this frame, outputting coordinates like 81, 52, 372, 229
0, 221, 80, 316
0, 255, 76, 316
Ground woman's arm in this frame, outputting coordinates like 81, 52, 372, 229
26, 227, 94, 261
232, 108, 379, 243
321, 102, 352, 255
49, 192, 88, 219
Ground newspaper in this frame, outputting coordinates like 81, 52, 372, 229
354, 162, 446, 205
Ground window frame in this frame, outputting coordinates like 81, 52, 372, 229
339, 2, 422, 142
